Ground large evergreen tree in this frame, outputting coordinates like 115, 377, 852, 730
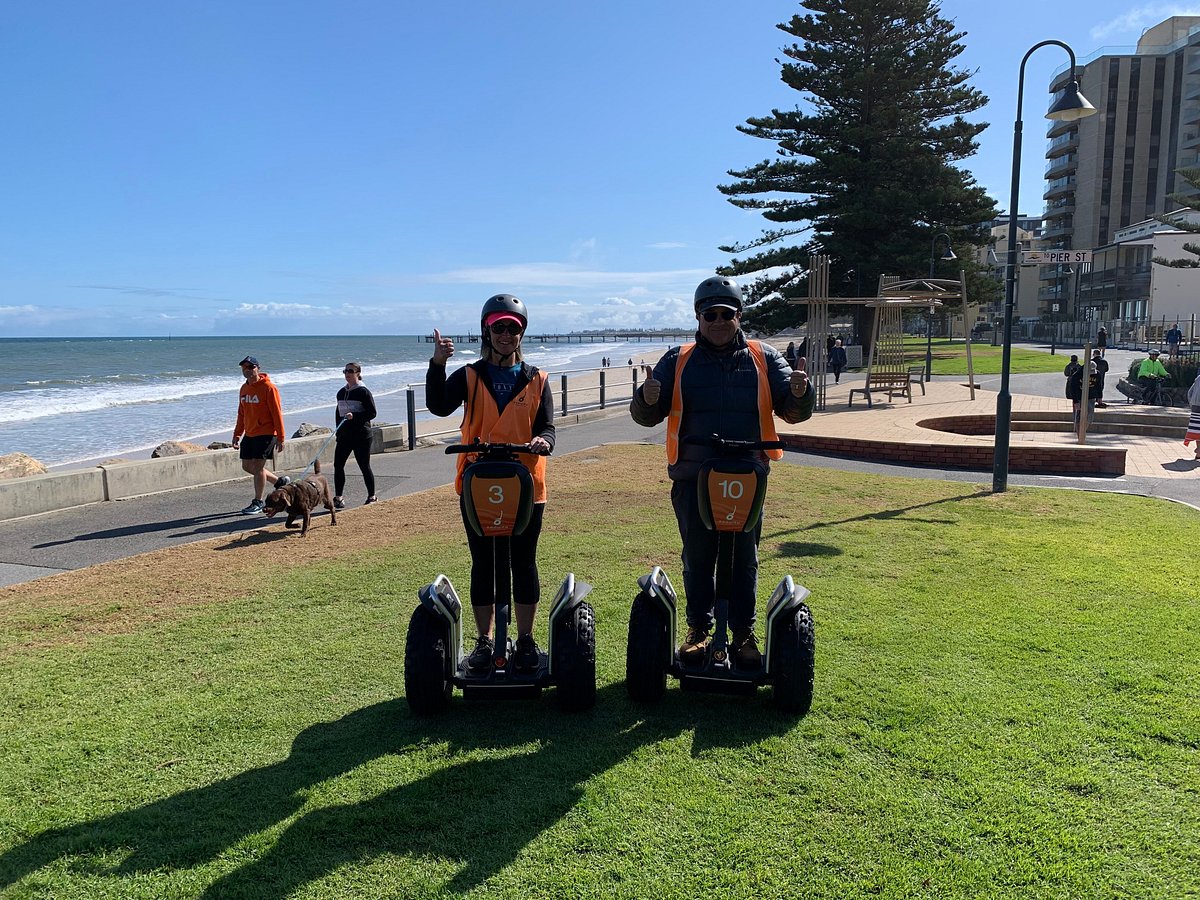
719, 0, 997, 332
1153, 167, 1200, 267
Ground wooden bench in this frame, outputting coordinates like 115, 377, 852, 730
848, 371, 913, 408
907, 365, 926, 396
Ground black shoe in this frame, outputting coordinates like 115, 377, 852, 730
274, 475, 291, 487
467, 636, 494, 672
513, 634, 541, 673
333, 496, 346, 510
732, 628, 762, 669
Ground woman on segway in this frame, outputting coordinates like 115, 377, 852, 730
426, 294, 555, 674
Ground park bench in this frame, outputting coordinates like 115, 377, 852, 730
848, 371, 913, 408
907, 364, 926, 396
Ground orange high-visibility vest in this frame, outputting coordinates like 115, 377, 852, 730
665, 340, 783, 464
457, 366, 548, 502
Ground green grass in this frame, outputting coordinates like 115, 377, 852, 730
899, 338, 1067, 376
1, 447, 1197, 898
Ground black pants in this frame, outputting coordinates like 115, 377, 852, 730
333, 433, 375, 497
670, 480, 761, 632
461, 498, 544, 608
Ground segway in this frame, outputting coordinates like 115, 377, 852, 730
404, 440, 596, 714
625, 436, 815, 714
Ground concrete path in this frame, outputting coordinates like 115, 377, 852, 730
2, 352, 1197, 589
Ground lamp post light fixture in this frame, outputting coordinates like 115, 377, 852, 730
927, 232, 956, 382
992, 41, 1096, 493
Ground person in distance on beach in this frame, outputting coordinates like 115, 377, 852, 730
333, 362, 378, 508
232, 355, 287, 516
629, 276, 814, 669
425, 294, 556, 674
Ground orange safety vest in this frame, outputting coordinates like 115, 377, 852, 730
457, 366, 549, 502
665, 340, 784, 464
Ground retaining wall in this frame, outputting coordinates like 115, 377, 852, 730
0, 426, 407, 523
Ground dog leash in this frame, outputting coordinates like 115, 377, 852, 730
278, 417, 347, 485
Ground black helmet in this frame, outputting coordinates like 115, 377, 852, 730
693, 276, 743, 312
480, 293, 528, 330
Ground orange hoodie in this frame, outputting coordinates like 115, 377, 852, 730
233, 372, 285, 441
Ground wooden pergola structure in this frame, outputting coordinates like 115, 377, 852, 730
787, 256, 975, 410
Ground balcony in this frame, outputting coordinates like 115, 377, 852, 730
1045, 132, 1079, 158
1043, 201, 1075, 220
1044, 154, 1077, 178
1041, 222, 1074, 240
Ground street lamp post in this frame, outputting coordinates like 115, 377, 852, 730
927, 232, 955, 382
992, 41, 1096, 493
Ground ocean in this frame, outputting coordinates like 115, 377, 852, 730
0, 335, 675, 470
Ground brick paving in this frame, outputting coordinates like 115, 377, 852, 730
777, 377, 1197, 480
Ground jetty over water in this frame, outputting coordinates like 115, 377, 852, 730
418, 331, 693, 344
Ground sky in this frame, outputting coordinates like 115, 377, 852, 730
3, 1, 1198, 337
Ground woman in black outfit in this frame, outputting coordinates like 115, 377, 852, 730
333, 362, 378, 508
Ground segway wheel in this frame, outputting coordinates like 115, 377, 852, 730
771, 603, 815, 715
626, 595, 668, 702
553, 601, 596, 711
404, 606, 453, 715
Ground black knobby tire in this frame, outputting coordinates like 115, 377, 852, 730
404, 606, 453, 715
554, 601, 596, 711
625, 594, 669, 702
771, 603, 815, 715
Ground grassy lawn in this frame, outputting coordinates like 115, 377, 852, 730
900, 338, 1067, 376
0, 445, 1197, 898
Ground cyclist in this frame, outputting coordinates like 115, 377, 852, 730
1137, 348, 1170, 404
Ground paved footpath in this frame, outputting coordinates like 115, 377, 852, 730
2, 372, 1197, 588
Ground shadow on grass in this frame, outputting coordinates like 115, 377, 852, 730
0, 684, 797, 897
766, 490, 985, 540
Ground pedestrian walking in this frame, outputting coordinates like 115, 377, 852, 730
232, 355, 287, 515
1185, 371, 1200, 460
332, 362, 378, 508
1091, 349, 1109, 408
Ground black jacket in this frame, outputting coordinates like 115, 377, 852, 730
334, 383, 377, 440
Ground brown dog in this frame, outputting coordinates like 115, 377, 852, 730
262, 460, 336, 536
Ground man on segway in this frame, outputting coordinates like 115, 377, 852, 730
629, 276, 814, 669
426, 294, 555, 674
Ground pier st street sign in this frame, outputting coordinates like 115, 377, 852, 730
1021, 249, 1093, 265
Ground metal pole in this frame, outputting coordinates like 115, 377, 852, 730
406, 388, 417, 451
560, 373, 568, 417
599, 370, 606, 408
994, 40, 1088, 492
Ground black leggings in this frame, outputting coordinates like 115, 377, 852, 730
460, 498, 544, 608
333, 434, 375, 497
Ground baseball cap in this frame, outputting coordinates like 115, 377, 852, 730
485, 312, 523, 328
1149, 348, 1160, 355
239, 356, 259, 367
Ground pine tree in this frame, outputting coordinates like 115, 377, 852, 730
1153, 167, 1200, 267
719, 0, 997, 331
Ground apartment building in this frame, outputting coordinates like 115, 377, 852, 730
1041, 16, 1200, 319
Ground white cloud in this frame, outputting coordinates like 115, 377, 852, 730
0, 305, 38, 315
647, 241, 687, 249
428, 261, 711, 291
569, 238, 599, 264
1090, 5, 1200, 40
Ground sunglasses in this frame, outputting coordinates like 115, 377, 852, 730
489, 321, 523, 335
702, 308, 737, 323
343, 368, 358, 374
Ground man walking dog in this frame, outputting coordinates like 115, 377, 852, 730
232, 355, 287, 515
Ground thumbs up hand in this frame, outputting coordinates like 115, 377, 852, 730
640, 364, 661, 405
790, 357, 809, 398
431, 328, 454, 365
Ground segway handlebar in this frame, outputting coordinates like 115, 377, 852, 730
444, 439, 551, 459
683, 434, 787, 455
